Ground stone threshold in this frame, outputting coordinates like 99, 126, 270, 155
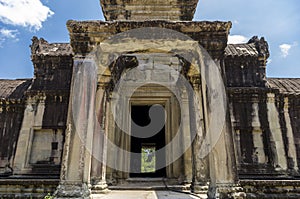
109, 178, 191, 192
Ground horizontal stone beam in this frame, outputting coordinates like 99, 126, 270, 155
67, 20, 232, 60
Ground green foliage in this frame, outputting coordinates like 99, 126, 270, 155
141, 146, 156, 173
44, 193, 54, 199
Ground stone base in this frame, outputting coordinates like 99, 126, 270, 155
240, 180, 300, 199
190, 182, 246, 199
91, 181, 109, 194
207, 184, 246, 199
53, 182, 91, 199
198, 184, 246, 199
0, 178, 58, 199
191, 183, 209, 194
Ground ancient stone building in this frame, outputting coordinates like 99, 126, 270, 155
0, 0, 300, 198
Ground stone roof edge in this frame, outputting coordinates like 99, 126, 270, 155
267, 78, 300, 96
267, 77, 300, 80
225, 36, 270, 59
30, 36, 73, 58
0, 79, 32, 101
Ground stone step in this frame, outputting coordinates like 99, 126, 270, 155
109, 185, 190, 191
109, 178, 191, 192
91, 190, 206, 199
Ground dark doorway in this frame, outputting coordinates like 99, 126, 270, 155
130, 105, 166, 177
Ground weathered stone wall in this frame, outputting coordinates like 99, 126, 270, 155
12, 38, 74, 176
229, 89, 277, 176
0, 101, 26, 176
227, 79, 300, 199
30, 56, 73, 91
100, 0, 198, 21
0, 80, 32, 176
224, 37, 299, 180
0, 0, 299, 196
224, 37, 269, 87
289, 96, 300, 169
0, 179, 58, 199
226, 42, 300, 180
225, 56, 266, 87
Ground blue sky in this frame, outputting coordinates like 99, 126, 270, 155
0, 0, 299, 79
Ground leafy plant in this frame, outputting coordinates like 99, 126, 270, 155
141, 146, 156, 173
44, 193, 53, 199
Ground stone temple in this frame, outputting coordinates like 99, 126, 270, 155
0, 0, 300, 198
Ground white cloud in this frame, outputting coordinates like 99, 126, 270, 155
0, 28, 19, 47
0, 28, 18, 39
279, 42, 298, 58
233, 20, 239, 25
228, 35, 248, 44
279, 44, 291, 58
0, 0, 54, 31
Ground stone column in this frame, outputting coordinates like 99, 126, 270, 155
181, 89, 193, 184
106, 92, 130, 181
283, 97, 298, 172
190, 80, 210, 194
116, 96, 130, 179
54, 59, 97, 199
267, 93, 287, 170
90, 87, 108, 193
251, 103, 266, 164
201, 60, 243, 199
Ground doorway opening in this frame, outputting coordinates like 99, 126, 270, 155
130, 105, 166, 178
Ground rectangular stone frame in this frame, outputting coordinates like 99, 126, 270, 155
106, 85, 188, 184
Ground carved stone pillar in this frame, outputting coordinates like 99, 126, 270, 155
190, 80, 210, 194
181, 89, 193, 184
90, 87, 108, 193
200, 59, 244, 198
267, 93, 287, 170
54, 59, 97, 199
283, 97, 298, 172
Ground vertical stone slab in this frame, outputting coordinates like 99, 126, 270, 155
54, 59, 98, 199
251, 103, 266, 164
191, 84, 210, 194
105, 100, 116, 184
284, 97, 298, 171
91, 88, 108, 193
13, 95, 46, 174
229, 102, 241, 169
267, 93, 287, 170
181, 90, 193, 184
203, 60, 241, 198
210, 127, 237, 184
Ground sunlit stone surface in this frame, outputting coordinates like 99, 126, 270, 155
0, 0, 300, 198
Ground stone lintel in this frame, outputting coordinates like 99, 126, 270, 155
67, 20, 232, 60
227, 87, 272, 103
